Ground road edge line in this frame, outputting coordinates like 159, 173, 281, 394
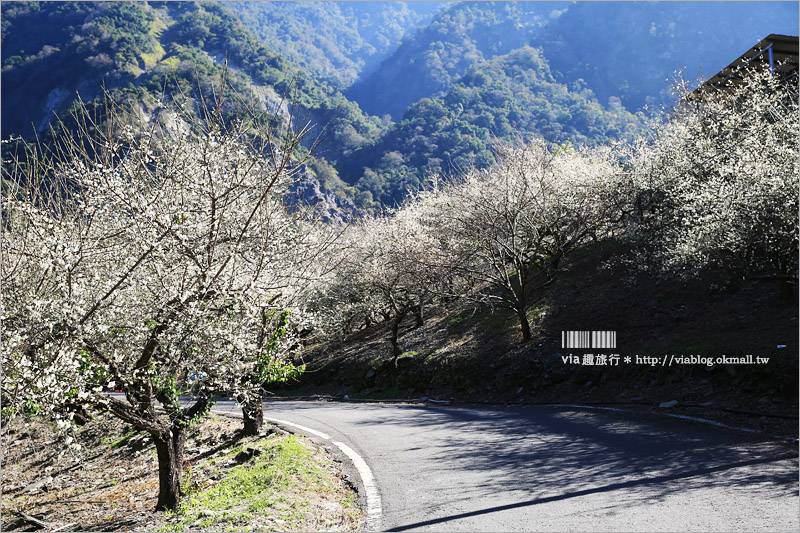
332, 440, 383, 532
542, 404, 799, 443
263, 416, 331, 440
258, 414, 382, 530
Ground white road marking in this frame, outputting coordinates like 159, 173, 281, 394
263, 416, 332, 440
547, 403, 624, 412
259, 414, 382, 529
333, 440, 383, 532
664, 413, 760, 433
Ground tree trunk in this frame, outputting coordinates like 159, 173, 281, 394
241, 393, 264, 436
414, 305, 424, 328
517, 308, 532, 341
390, 310, 407, 367
152, 426, 186, 512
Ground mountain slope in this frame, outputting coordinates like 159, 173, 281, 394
537, 1, 800, 110
344, 1, 798, 120
340, 46, 640, 206
226, 1, 447, 89
1, 1, 385, 195
346, 1, 567, 120
2, 1, 167, 137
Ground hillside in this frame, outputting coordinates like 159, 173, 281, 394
0, 1, 383, 196
1, 411, 361, 531
346, 1, 562, 120
338, 46, 641, 205
278, 238, 799, 438
226, 1, 446, 89
343, 1, 799, 119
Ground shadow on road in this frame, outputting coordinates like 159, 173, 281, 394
261, 401, 798, 529
331, 403, 797, 526
385, 451, 796, 531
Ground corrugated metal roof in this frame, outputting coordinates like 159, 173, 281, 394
688, 34, 798, 99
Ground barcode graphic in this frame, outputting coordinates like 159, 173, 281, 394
562, 331, 617, 349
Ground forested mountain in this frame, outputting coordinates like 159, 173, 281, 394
0, 1, 384, 194
346, 1, 566, 120
344, 1, 798, 119
538, 2, 800, 110
226, 1, 446, 89
339, 46, 641, 206
2, 1, 797, 213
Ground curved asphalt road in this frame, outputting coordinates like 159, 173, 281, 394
214, 400, 798, 531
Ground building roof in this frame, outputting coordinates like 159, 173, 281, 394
688, 34, 798, 99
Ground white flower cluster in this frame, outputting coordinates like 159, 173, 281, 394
626, 66, 798, 286
1, 92, 328, 431
311, 68, 796, 343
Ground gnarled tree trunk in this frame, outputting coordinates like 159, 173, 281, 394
390, 309, 408, 367
517, 307, 532, 341
152, 425, 186, 512
414, 304, 424, 328
241, 392, 264, 436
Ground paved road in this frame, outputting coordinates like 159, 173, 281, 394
215, 400, 798, 531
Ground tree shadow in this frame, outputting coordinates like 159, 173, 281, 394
279, 402, 798, 529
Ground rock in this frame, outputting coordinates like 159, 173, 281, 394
25, 475, 53, 494
234, 447, 262, 463
365, 369, 375, 378
585, 380, 593, 387
264, 427, 288, 437
659, 400, 679, 408
516, 387, 524, 394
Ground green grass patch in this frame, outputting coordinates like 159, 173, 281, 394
424, 349, 441, 363
162, 435, 356, 531
102, 426, 141, 448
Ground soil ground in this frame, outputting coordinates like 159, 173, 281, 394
1, 411, 361, 532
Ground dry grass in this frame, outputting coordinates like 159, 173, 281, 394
1, 411, 361, 532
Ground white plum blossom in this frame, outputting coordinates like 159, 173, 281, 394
2, 85, 327, 510
626, 66, 798, 294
